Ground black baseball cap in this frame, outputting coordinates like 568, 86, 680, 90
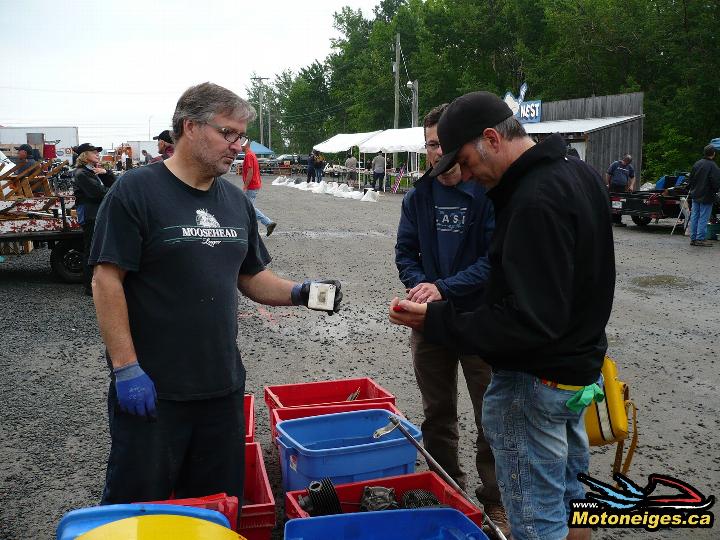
153, 130, 174, 144
430, 91, 513, 177
73, 143, 103, 154
14, 144, 33, 153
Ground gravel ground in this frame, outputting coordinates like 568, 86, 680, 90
1, 174, 718, 539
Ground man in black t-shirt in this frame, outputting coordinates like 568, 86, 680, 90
89, 82, 343, 513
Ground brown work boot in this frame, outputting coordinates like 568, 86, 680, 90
694, 240, 714, 247
483, 503, 511, 539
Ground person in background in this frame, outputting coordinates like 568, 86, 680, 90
605, 154, 635, 226
13, 144, 37, 176
242, 139, 277, 236
687, 144, 720, 247
151, 130, 175, 162
395, 103, 505, 532
141, 149, 152, 165
345, 153, 358, 187
314, 151, 325, 182
89, 82, 342, 517
306, 151, 315, 182
72, 142, 115, 296
371, 151, 386, 191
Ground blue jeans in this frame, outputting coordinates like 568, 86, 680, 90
689, 201, 713, 241
246, 189, 272, 226
482, 370, 589, 540
314, 167, 324, 182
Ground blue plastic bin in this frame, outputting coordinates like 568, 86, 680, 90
284, 508, 489, 539
56, 503, 230, 540
276, 408, 421, 491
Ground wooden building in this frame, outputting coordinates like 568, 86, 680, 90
525, 92, 644, 177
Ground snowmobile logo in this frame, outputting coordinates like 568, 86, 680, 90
503, 83, 541, 124
569, 472, 714, 530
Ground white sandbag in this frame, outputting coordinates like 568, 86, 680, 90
272, 177, 288, 185
348, 191, 364, 200
361, 189, 379, 202
310, 181, 327, 194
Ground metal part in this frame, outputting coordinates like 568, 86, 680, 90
359, 486, 399, 512
402, 489, 440, 509
346, 387, 360, 401
298, 478, 343, 516
374, 415, 508, 540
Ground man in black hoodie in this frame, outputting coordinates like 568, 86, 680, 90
390, 91, 615, 540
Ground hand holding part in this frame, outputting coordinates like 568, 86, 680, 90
113, 362, 157, 419
292, 279, 343, 315
389, 297, 428, 331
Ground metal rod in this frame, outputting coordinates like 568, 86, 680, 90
386, 416, 507, 540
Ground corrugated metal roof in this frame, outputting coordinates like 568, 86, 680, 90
524, 115, 642, 134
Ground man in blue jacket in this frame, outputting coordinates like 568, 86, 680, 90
394, 104, 505, 529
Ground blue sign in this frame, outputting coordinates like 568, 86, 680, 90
503, 83, 542, 124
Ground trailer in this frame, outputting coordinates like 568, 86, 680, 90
0, 126, 79, 161
0, 195, 83, 282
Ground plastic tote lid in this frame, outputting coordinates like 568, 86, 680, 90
77, 515, 244, 540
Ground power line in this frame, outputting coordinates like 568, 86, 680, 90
0, 85, 178, 96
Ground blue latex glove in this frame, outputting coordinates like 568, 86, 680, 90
113, 362, 157, 419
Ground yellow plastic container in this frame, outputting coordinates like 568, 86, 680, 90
78, 515, 245, 540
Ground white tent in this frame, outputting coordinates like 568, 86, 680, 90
313, 131, 382, 153
358, 128, 427, 154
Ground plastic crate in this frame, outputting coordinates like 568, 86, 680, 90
271, 401, 403, 445
239, 442, 276, 540
264, 378, 395, 422
139, 493, 239, 532
57, 504, 230, 540
285, 471, 483, 527
244, 393, 255, 443
284, 508, 488, 539
276, 409, 420, 491
135, 443, 274, 538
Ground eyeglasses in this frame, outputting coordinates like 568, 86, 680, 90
206, 122, 248, 145
424, 141, 441, 150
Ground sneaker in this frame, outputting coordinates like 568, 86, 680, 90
483, 503, 510, 539
694, 240, 713, 247
266, 222, 277, 237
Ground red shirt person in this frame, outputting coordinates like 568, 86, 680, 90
241, 142, 276, 236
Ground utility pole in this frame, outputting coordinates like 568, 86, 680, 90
267, 109, 272, 150
407, 79, 418, 172
251, 76, 269, 146
393, 33, 400, 169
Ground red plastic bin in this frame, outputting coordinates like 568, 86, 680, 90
285, 471, 483, 528
264, 377, 395, 423
270, 401, 403, 445
239, 442, 276, 540
244, 393, 255, 444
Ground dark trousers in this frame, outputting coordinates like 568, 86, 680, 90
306, 168, 314, 182
102, 384, 246, 524
82, 219, 95, 290
410, 329, 500, 504
372, 172, 384, 190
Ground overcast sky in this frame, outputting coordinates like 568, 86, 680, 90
2, 0, 379, 148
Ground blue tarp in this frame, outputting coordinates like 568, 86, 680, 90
249, 141, 274, 155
